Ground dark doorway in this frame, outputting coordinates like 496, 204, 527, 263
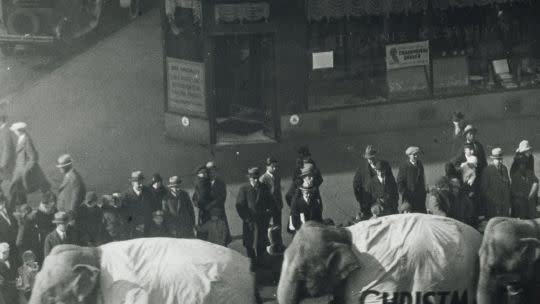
214, 33, 277, 144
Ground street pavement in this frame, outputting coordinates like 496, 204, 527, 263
1, 8, 540, 303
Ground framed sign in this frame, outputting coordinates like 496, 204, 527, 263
166, 57, 207, 117
386, 41, 429, 70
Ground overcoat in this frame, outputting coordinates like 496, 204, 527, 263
57, 168, 86, 212
162, 190, 196, 238
480, 164, 511, 218
510, 170, 539, 219
353, 159, 393, 213
396, 161, 427, 213
365, 175, 399, 216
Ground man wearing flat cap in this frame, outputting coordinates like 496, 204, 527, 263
397, 146, 427, 213
56, 154, 86, 213
121, 171, 158, 238
9, 122, 50, 209
365, 160, 399, 216
236, 167, 275, 267
480, 148, 511, 219
353, 145, 394, 220
162, 175, 196, 238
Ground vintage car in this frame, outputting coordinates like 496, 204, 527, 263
0, 0, 142, 55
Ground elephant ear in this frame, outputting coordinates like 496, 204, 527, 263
325, 243, 360, 284
70, 264, 100, 302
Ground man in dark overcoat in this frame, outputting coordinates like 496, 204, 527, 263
285, 146, 323, 206
56, 154, 86, 212
236, 167, 275, 267
206, 162, 231, 243
162, 176, 196, 238
366, 161, 399, 216
480, 148, 511, 219
76, 191, 106, 246
0, 115, 15, 186
9, 122, 50, 209
121, 171, 158, 238
353, 145, 394, 219
397, 146, 427, 213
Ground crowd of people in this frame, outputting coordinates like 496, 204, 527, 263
0, 111, 537, 303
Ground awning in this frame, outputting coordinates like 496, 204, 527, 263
306, 0, 528, 20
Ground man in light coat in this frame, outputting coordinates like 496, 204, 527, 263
56, 154, 86, 213
9, 122, 50, 209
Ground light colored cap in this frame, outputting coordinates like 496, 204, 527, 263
10, 122, 27, 131
168, 175, 182, 187
206, 161, 216, 169
516, 140, 532, 153
463, 124, 477, 135
490, 148, 504, 159
405, 146, 421, 156
56, 154, 73, 168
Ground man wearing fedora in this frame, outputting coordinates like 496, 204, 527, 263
353, 145, 394, 220
206, 162, 231, 243
366, 161, 399, 216
236, 167, 275, 266
397, 146, 427, 213
9, 122, 50, 209
510, 140, 534, 176
162, 175, 196, 239
56, 154, 86, 213
289, 163, 323, 232
122, 171, 158, 238
43, 211, 76, 257
0, 114, 15, 187
480, 148, 511, 219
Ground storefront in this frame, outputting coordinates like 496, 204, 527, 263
162, 0, 540, 146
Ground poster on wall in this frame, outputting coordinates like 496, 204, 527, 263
385, 41, 429, 70
312, 51, 334, 70
166, 57, 206, 117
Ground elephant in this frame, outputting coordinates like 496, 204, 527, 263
477, 217, 540, 304
28, 238, 258, 304
277, 213, 482, 304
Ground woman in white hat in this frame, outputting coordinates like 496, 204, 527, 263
510, 140, 534, 176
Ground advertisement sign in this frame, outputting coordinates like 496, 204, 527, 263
312, 51, 334, 70
386, 41, 429, 70
166, 57, 206, 117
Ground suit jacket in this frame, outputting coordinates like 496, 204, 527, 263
397, 161, 427, 212
122, 186, 157, 234
260, 171, 283, 210
0, 126, 15, 181
57, 168, 86, 212
366, 176, 399, 215
481, 164, 511, 218
43, 228, 76, 257
208, 178, 228, 212
162, 190, 195, 238
290, 189, 323, 230
236, 182, 274, 222
353, 160, 393, 209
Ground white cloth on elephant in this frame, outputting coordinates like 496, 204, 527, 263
97, 238, 256, 304
344, 214, 481, 304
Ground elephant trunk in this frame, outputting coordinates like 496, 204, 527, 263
277, 256, 300, 304
477, 267, 496, 304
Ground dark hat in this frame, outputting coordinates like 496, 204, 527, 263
209, 208, 222, 217
84, 191, 98, 205
56, 154, 73, 168
151, 173, 162, 183
52, 211, 69, 224
266, 225, 286, 256
297, 146, 311, 157
265, 156, 277, 166
452, 111, 465, 122
299, 163, 315, 178
168, 175, 182, 187
463, 124, 477, 135
364, 145, 377, 159
247, 167, 260, 178
130, 171, 144, 182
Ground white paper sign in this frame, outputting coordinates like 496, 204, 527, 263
312, 51, 334, 70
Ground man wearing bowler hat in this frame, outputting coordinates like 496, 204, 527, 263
43, 211, 76, 257
480, 148, 511, 219
56, 154, 86, 212
162, 175, 196, 238
236, 167, 275, 267
397, 146, 427, 213
121, 171, 158, 238
353, 145, 394, 220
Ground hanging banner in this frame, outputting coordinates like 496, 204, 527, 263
166, 57, 206, 117
386, 41, 429, 70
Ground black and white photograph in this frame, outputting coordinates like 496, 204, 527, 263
0, 0, 539, 303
